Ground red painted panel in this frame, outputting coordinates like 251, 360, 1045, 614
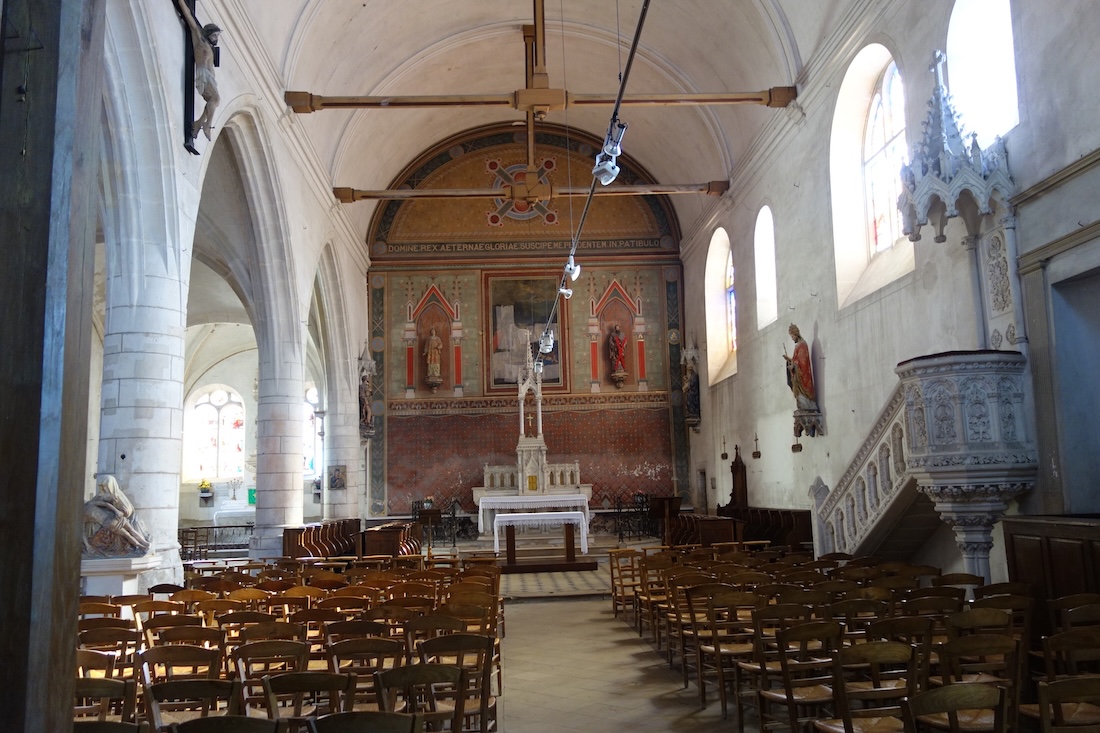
405, 345, 414, 388
636, 338, 647, 380
453, 345, 462, 384
385, 407, 674, 515
590, 341, 599, 382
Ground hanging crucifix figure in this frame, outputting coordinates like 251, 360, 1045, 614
175, 0, 221, 152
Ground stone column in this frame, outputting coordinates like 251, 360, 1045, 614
98, 306, 187, 586
326, 381, 361, 520
920, 483, 1028, 580
252, 374, 305, 557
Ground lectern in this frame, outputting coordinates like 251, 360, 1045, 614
417, 508, 443, 554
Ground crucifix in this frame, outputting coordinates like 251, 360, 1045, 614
174, 0, 221, 155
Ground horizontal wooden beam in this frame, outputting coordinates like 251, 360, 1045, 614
285, 86, 797, 113
332, 180, 728, 203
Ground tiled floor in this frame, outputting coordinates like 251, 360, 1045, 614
498, 597, 734, 732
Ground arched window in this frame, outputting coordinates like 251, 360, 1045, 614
947, 0, 1018, 148
754, 206, 778, 329
725, 251, 737, 352
185, 387, 245, 480
863, 61, 907, 255
830, 44, 914, 308
704, 227, 737, 382
303, 386, 321, 478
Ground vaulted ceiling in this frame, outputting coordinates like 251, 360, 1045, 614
238, 0, 844, 242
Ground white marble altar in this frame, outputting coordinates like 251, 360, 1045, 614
493, 510, 589, 554
80, 554, 162, 597
477, 493, 591, 533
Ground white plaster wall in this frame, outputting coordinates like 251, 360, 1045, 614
683, 0, 1100, 564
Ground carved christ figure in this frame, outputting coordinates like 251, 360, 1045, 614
424, 327, 443, 379
609, 325, 627, 372
176, 0, 221, 140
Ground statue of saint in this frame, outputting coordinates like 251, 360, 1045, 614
176, 0, 222, 140
784, 323, 818, 411
424, 327, 443, 380
359, 372, 373, 433
83, 475, 151, 557
609, 325, 627, 373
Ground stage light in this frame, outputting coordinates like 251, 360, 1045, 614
563, 255, 581, 281
592, 155, 620, 185
558, 286, 573, 299
539, 329, 555, 354
602, 121, 627, 158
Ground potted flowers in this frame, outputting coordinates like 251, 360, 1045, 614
198, 478, 213, 498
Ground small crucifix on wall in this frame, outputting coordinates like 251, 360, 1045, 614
525, 412, 534, 437
174, 0, 221, 155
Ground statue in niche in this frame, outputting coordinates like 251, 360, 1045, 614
82, 475, 151, 557
424, 327, 443, 391
784, 323, 824, 438
608, 325, 628, 388
681, 334, 701, 429
175, 0, 222, 141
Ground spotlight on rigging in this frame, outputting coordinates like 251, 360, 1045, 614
602, 121, 627, 158
563, 255, 581, 281
592, 154, 620, 186
558, 286, 573, 299
538, 329, 555, 354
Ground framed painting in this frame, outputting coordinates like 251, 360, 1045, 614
486, 274, 564, 390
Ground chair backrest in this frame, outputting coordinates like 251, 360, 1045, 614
973, 581, 1032, 600
1038, 676, 1100, 733
143, 614, 204, 647
140, 644, 223, 685
323, 619, 389, 645
327, 636, 406, 702
417, 633, 495, 730
832, 640, 917, 733
232, 639, 311, 713
374, 663, 466, 732
307, 710, 423, 733
1041, 626, 1100, 680
77, 648, 117, 678
74, 676, 137, 723
261, 671, 356, 720
145, 678, 240, 732
78, 627, 145, 678
902, 682, 1007, 733
237, 621, 307, 645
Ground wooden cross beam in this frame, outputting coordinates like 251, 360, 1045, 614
332, 180, 729, 204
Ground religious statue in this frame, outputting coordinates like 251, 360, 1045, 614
424, 327, 443, 391
784, 323, 824, 437
681, 334, 701, 429
176, 0, 221, 141
608, 325, 628, 388
82, 475, 151, 557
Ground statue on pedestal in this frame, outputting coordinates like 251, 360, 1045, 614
424, 327, 443, 392
783, 323, 824, 437
608, 325, 628, 388
83, 475, 151, 557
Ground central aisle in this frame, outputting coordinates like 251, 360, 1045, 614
498, 597, 733, 732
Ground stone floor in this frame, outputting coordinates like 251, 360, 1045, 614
497, 596, 734, 733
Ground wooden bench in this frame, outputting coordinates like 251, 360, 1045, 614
493, 511, 589, 564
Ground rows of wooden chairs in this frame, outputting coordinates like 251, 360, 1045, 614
607, 545, 1100, 733
76, 566, 505, 732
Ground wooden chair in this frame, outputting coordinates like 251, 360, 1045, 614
686, 585, 759, 717
1037, 677, 1100, 733
928, 633, 1019, 733
814, 640, 917, 733
828, 599, 889, 646
867, 616, 935, 691
737, 603, 815, 733
237, 621, 307, 645
326, 637, 406, 709
972, 582, 1032, 601
143, 614, 204, 648
261, 671, 357, 726
417, 633, 496, 733
307, 711, 422, 733
74, 676, 137, 723
79, 627, 145, 679
77, 648, 118, 678
323, 620, 389, 645
375, 663, 466, 731
80, 617, 136, 633
932, 573, 984, 601
144, 679, 241, 733
758, 620, 843, 733
608, 548, 643, 621
1019, 627, 1100, 728
902, 683, 1007, 733
403, 613, 466, 663
139, 645, 223, 684
232, 640, 311, 714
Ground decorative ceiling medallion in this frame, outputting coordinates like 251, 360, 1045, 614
485, 158, 558, 226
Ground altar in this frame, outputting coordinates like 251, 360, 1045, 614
477, 493, 591, 534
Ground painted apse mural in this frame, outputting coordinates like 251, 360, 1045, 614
365, 124, 690, 516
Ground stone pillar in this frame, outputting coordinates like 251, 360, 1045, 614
326, 382, 361, 520
252, 374, 305, 557
98, 311, 187, 586
896, 351, 1038, 582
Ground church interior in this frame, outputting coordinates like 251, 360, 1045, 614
5, 0, 1100, 728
